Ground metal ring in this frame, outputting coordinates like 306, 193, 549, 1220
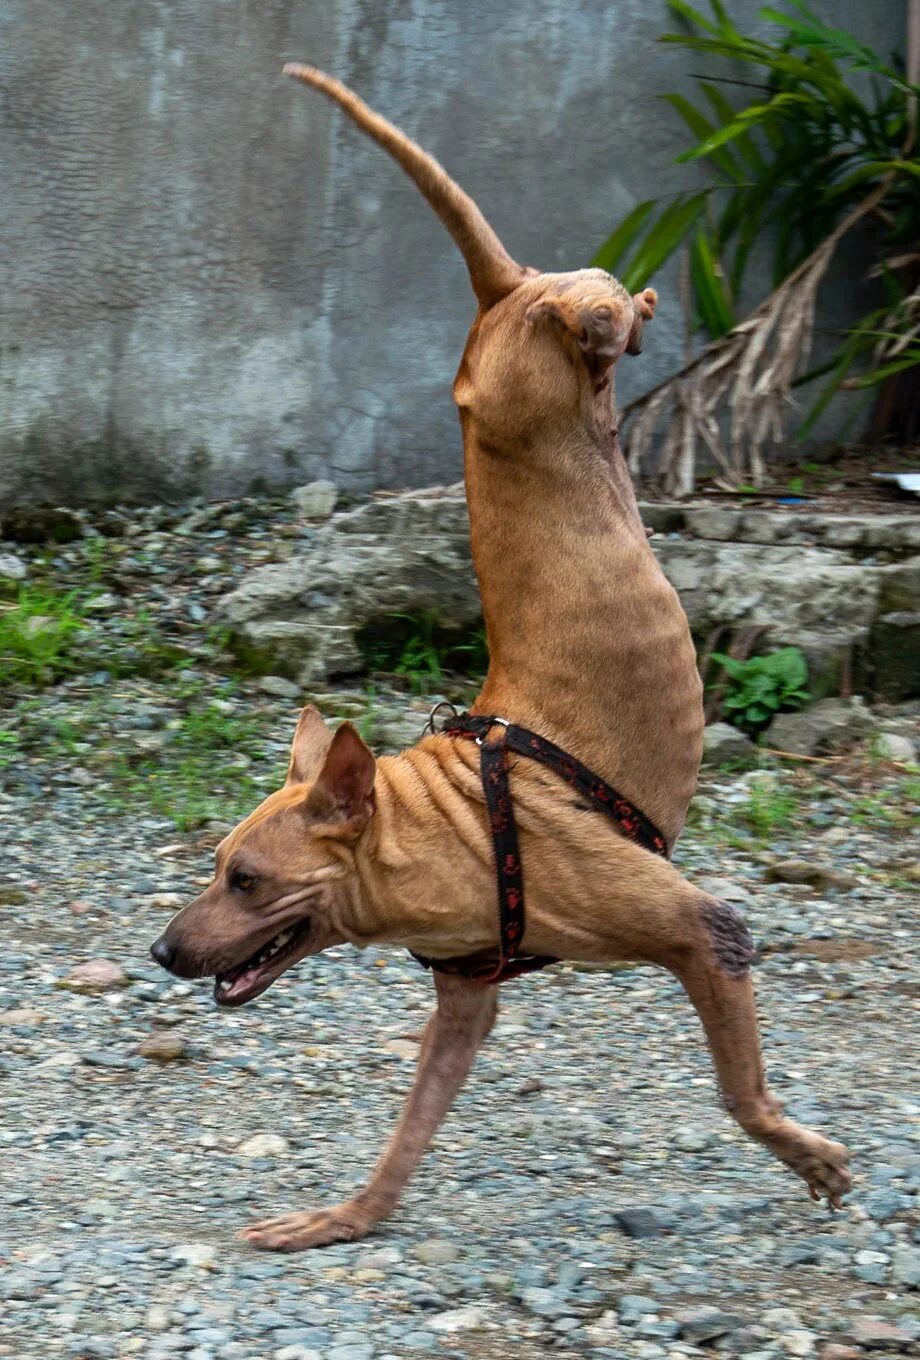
476, 716, 511, 746
423, 700, 459, 737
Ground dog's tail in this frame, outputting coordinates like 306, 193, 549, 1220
283, 64, 525, 309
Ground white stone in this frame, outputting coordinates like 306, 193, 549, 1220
0, 552, 26, 581
33, 1051, 82, 1072
778, 1331, 816, 1357
760, 1307, 803, 1332
145, 1304, 171, 1330
876, 731, 917, 763
236, 1132, 289, 1158
411, 1237, 461, 1265
383, 1038, 421, 1061
356, 1246, 403, 1269
291, 480, 339, 519
697, 876, 751, 903
673, 1127, 712, 1152
169, 1241, 217, 1268
428, 1305, 489, 1333
259, 675, 302, 700
146, 892, 185, 910
57, 959, 129, 993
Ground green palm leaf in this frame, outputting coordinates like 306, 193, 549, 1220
621, 193, 710, 292
590, 200, 657, 274
690, 229, 735, 336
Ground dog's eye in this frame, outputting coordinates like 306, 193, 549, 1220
230, 870, 258, 893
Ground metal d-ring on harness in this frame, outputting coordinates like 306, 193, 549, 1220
411, 703, 670, 985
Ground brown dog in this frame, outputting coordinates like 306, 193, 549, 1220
151, 68, 850, 1251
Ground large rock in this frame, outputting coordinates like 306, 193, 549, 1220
702, 722, 755, 765
654, 539, 879, 698
641, 502, 920, 559
768, 698, 874, 755
219, 487, 478, 685
219, 488, 920, 698
138, 1033, 188, 1063
860, 557, 920, 700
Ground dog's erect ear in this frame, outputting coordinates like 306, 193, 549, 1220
626, 288, 658, 357
526, 298, 632, 378
303, 722, 377, 838
286, 706, 335, 787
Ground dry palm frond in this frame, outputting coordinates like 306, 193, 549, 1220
847, 288, 920, 372
622, 183, 891, 496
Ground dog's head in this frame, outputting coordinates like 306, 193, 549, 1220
454, 273, 657, 443
150, 708, 376, 1007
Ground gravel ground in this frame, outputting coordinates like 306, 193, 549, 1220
1, 499, 918, 1360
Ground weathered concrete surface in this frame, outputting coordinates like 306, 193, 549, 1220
0, 1, 904, 505
219, 489, 920, 700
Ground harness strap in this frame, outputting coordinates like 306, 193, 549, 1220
411, 710, 669, 986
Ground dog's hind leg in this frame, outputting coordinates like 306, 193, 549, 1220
240, 973, 498, 1251
661, 895, 851, 1207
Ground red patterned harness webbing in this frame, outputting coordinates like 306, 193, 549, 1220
410, 711, 669, 985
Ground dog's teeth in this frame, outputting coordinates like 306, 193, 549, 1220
217, 980, 231, 993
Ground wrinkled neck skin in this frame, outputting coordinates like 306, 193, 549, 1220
331, 746, 497, 958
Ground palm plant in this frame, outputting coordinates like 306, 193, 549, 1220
595, 0, 920, 495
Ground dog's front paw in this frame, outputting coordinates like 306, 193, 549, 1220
239, 1200, 373, 1252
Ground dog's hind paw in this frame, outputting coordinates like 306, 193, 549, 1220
778, 1129, 852, 1211
239, 1200, 373, 1252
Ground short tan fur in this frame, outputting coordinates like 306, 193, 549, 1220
151, 68, 850, 1250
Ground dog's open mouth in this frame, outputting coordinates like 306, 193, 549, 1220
214, 921, 312, 1007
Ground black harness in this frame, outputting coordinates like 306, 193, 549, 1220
411, 708, 669, 984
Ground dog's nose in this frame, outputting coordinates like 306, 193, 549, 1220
150, 937, 176, 971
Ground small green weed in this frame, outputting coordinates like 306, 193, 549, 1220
742, 775, 800, 840
358, 612, 488, 695
710, 647, 810, 734
110, 701, 278, 831
395, 630, 444, 694
0, 587, 87, 686
356, 687, 381, 744
847, 781, 920, 832
0, 728, 20, 769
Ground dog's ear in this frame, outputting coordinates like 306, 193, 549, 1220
286, 706, 334, 787
626, 287, 657, 357
526, 298, 630, 378
303, 722, 376, 838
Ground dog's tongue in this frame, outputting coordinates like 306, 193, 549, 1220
213, 922, 312, 1007
214, 962, 266, 1006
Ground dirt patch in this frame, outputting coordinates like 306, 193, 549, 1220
791, 938, 882, 963
638, 443, 920, 515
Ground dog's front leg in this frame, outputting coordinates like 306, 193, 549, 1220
241, 973, 499, 1251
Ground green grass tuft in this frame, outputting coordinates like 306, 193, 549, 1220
0, 587, 87, 686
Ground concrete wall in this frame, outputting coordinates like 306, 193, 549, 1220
0, 1, 905, 505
